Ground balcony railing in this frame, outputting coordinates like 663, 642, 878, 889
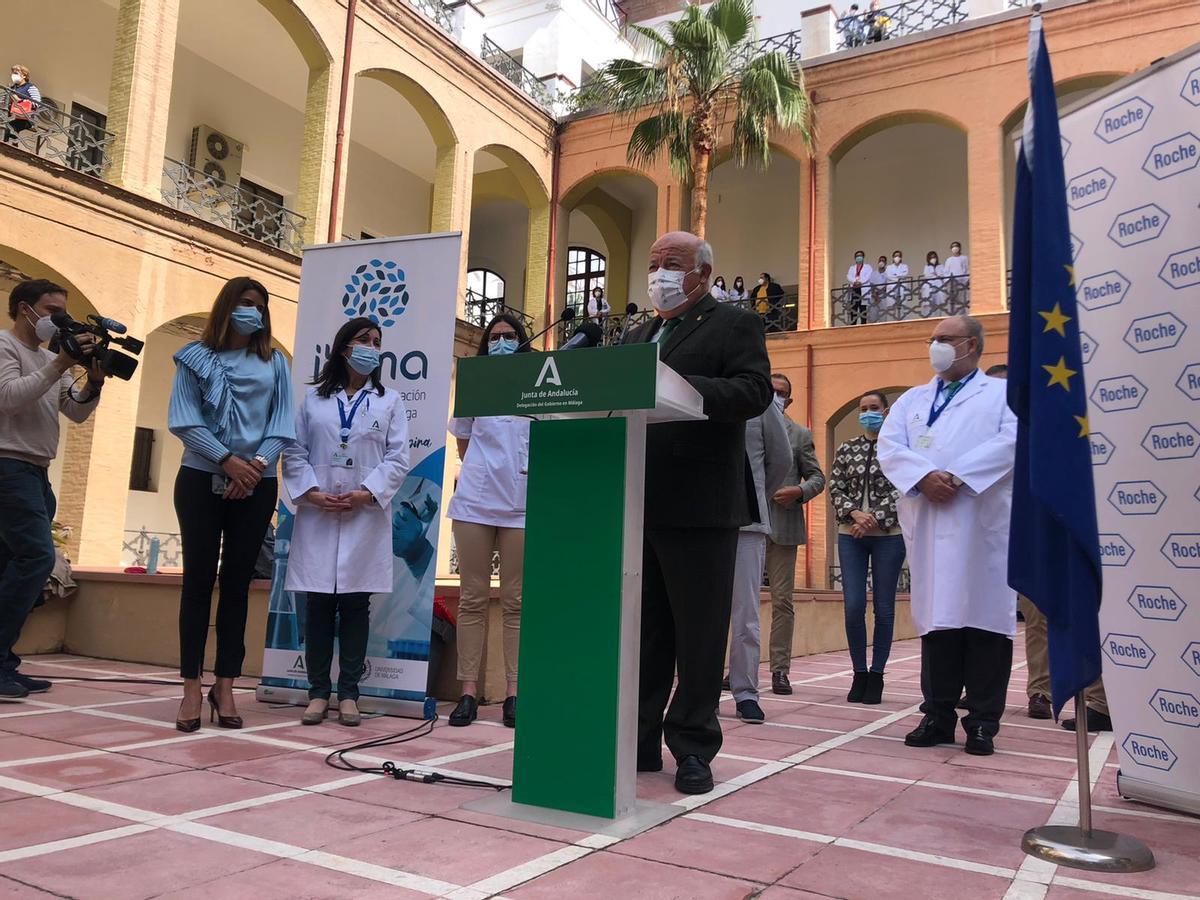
122, 529, 183, 569
386, 0, 454, 34
831, 274, 970, 326
733, 29, 803, 67
558, 292, 802, 346
481, 36, 556, 109
586, 0, 626, 29
1, 88, 115, 178
836, 0, 966, 49
161, 158, 306, 255
463, 290, 536, 333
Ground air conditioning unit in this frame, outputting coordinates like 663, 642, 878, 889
189, 125, 244, 188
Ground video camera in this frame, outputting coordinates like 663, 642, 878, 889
50, 310, 144, 380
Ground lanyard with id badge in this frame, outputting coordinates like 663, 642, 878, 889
332, 391, 369, 469
916, 370, 977, 450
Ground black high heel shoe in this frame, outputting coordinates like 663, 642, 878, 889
176, 698, 201, 733
207, 687, 243, 729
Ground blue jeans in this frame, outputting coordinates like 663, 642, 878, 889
838, 533, 906, 674
0, 459, 57, 677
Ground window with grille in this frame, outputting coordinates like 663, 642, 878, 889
235, 178, 286, 247
129, 427, 155, 492
67, 102, 107, 173
566, 247, 606, 317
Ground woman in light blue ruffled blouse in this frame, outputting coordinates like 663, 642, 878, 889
167, 276, 294, 732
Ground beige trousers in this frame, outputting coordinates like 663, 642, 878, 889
453, 520, 524, 683
1019, 594, 1107, 714
766, 539, 799, 673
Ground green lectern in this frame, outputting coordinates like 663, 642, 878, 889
455, 342, 704, 835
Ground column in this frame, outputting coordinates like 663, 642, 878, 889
56, 417, 97, 563
523, 200, 552, 328
295, 62, 340, 246
104, 0, 180, 199
432, 144, 473, 317
809, 156, 833, 328
966, 124, 1006, 314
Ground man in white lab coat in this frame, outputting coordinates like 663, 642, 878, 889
877, 315, 1016, 756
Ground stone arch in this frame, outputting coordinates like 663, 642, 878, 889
828, 110, 969, 164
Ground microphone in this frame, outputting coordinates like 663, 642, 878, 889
625, 302, 638, 315
560, 320, 602, 350
88, 314, 128, 335
519, 306, 575, 350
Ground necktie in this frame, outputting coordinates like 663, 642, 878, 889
655, 318, 680, 345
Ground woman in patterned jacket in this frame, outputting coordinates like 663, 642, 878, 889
829, 390, 905, 705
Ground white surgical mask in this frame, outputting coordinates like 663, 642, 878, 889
10, 73, 21, 85
24, 306, 58, 343
893, 256, 901, 263
772, 395, 787, 412
648, 267, 697, 313
929, 340, 962, 374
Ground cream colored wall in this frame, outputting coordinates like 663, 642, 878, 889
468, 200, 529, 306
341, 142, 434, 240
707, 155, 802, 289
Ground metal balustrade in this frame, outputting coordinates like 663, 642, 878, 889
586, 0, 626, 29
830, 275, 970, 326
463, 290, 536, 333
1, 88, 115, 178
557, 292, 802, 346
161, 158, 306, 255
481, 36, 556, 109
732, 29, 803, 67
836, 0, 966, 49
122, 529, 183, 569
373, 0, 454, 34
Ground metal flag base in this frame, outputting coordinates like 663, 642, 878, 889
1020, 691, 1155, 873
1021, 825, 1156, 873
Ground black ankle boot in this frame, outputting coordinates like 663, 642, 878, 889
847, 671, 869, 703
861, 671, 884, 705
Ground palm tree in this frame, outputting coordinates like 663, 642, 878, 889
581, 0, 812, 238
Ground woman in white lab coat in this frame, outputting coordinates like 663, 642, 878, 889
283, 317, 410, 727
921, 250, 948, 314
446, 313, 531, 729
884, 250, 910, 315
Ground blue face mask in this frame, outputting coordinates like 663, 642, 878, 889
230, 306, 263, 335
347, 345, 380, 375
859, 410, 885, 433
489, 336, 519, 356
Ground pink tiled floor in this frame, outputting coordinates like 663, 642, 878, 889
0, 636, 1196, 900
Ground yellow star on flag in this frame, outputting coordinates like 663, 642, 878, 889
1043, 357, 1077, 391
1064, 264, 1076, 286
1074, 415, 1089, 438
1039, 303, 1071, 337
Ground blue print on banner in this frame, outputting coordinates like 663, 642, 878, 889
1123, 313, 1185, 353
1108, 204, 1170, 247
1102, 633, 1155, 669
1162, 533, 1200, 569
1099, 533, 1135, 567
1089, 431, 1115, 465
1183, 67, 1200, 106
1160, 246, 1200, 289
1141, 422, 1200, 461
1122, 733, 1177, 771
1067, 167, 1116, 210
1107, 481, 1166, 515
1178, 364, 1200, 401
341, 260, 409, 327
1091, 375, 1147, 412
1149, 690, 1200, 728
1070, 233, 1084, 261
1077, 271, 1130, 311
1125, 585, 1186, 622
1142, 132, 1200, 180
1094, 96, 1153, 143
1183, 643, 1200, 678
1079, 331, 1098, 364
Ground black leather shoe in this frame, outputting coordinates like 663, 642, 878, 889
904, 717, 956, 747
1061, 708, 1112, 733
448, 694, 478, 727
12, 672, 51, 693
0, 679, 30, 701
1028, 693, 1052, 720
861, 672, 884, 705
846, 671, 869, 703
735, 699, 765, 724
964, 726, 995, 756
771, 671, 792, 695
674, 755, 714, 794
502, 696, 517, 728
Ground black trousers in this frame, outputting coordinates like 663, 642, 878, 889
305, 592, 371, 701
175, 466, 277, 679
920, 627, 1013, 738
639, 527, 739, 764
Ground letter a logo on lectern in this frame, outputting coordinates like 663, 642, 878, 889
536, 356, 562, 387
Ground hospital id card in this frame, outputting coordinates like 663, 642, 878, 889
915, 434, 934, 450
331, 449, 354, 468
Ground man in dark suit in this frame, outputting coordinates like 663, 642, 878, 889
624, 231, 773, 794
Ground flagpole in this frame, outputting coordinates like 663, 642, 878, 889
1020, 692, 1155, 872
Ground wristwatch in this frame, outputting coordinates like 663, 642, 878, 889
253, 455, 269, 469
950, 474, 964, 487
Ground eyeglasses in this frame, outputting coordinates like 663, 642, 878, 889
490, 331, 519, 341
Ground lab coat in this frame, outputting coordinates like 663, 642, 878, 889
283, 386, 410, 594
922, 264, 948, 308
876, 373, 1018, 638
884, 262, 909, 309
448, 415, 530, 529
846, 262, 874, 290
945, 254, 970, 282
587, 297, 612, 319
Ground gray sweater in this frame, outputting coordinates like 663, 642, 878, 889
0, 330, 98, 467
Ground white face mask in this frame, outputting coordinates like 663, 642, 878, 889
772, 395, 787, 412
929, 339, 964, 374
24, 306, 58, 343
648, 267, 697, 313
10, 73, 21, 85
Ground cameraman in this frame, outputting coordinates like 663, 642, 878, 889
0, 279, 107, 700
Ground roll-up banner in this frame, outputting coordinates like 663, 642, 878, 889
1059, 44, 1200, 815
256, 233, 461, 718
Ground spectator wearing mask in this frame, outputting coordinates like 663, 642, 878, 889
829, 390, 904, 705
945, 241, 969, 307
283, 317, 410, 728
5, 65, 40, 142
921, 250, 948, 313
753, 273, 785, 332
837, 4, 867, 47
728, 276, 748, 301
845, 251, 873, 325
168, 276, 295, 732
446, 314, 531, 729
0, 280, 107, 701
711, 276, 730, 302
869, 255, 888, 323
885, 250, 910, 313
586, 286, 611, 322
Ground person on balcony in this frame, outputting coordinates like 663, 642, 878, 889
728, 275, 748, 302
865, 0, 891, 43
921, 250, 949, 314
754, 272, 785, 332
283, 317, 410, 728
845, 251, 873, 325
586, 285, 611, 333
868, 255, 888, 323
168, 276, 294, 733
837, 4, 867, 47
446, 314, 531, 729
5, 65, 41, 143
829, 390, 904, 706
945, 240, 970, 308
711, 276, 730, 302
884, 250, 910, 316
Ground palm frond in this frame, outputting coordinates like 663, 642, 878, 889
587, 58, 669, 115
705, 0, 755, 49
626, 23, 672, 60
627, 111, 692, 183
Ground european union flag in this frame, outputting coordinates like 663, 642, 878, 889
1007, 16, 1102, 720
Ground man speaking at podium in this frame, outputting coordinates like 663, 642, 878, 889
624, 231, 773, 794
